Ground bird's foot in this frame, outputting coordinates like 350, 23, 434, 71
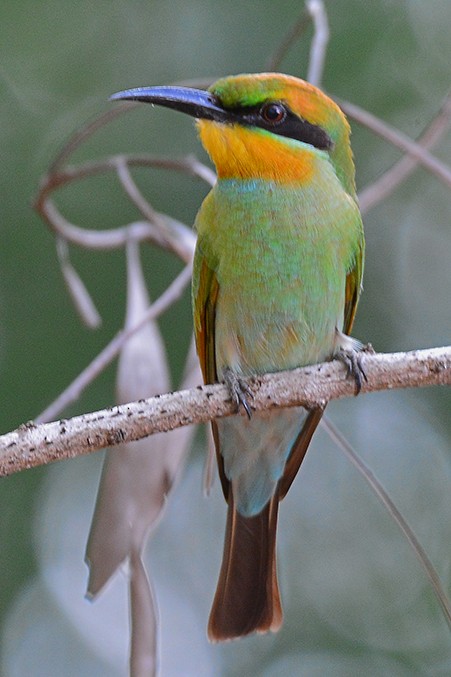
336, 347, 367, 394
223, 368, 253, 419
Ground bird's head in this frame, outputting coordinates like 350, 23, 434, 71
111, 72, 356, 195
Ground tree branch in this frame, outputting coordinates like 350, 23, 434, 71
1, 346, 449, 478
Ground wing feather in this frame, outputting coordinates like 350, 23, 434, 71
344, 237, 364, 335
193, 255, 230, 498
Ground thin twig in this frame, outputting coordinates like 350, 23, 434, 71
338, 97, 451, 189
36, 262, 193, 424
115, 158, 170, 229
322, 415, 451, 631
114, 158, 194, 261
1, 346, 449, 477
39, 199, 195, 261
39, 154, 216, 196
359, 91, 451, 213
306, 0, 329, 86
34, 153, 212, 260
56, 238, 102, 328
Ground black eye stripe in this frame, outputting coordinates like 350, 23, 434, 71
223, 102, 333, 151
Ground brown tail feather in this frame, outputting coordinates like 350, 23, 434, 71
208, 492, 282, 641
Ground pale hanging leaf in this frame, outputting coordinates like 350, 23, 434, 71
85, 242, 201, 677
86, 239, 172, 596
61, 261, 102, 329
57, 238, 102, 329
85, 433, 173, 597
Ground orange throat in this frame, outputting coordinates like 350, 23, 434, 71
197, 120, 316, 183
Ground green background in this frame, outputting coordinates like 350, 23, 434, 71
1, 1, 450, 675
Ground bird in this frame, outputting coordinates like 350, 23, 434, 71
111, 72, 365, 642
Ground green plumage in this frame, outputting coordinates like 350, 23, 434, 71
194, 170, 363, 514
191, 74, 364, 639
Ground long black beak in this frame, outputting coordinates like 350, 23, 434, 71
110, 85, 230, 123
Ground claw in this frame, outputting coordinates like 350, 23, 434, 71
223, 368, 253, 419
336, 348, 367, 394
362, 342, 375, 355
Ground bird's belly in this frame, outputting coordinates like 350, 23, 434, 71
214, 283, 343, 378
200, 179, 359, 378
214, 282, 341, 516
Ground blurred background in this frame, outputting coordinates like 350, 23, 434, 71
0, 1, 450, 675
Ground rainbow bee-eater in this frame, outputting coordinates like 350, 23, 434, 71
112, 73, 365, 641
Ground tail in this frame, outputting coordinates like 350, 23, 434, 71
208, 407, 323, 641
208, 492, 282, 641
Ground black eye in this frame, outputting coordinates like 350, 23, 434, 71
260, 102, 287, 125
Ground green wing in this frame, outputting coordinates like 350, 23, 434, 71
193, 251, 231, 499
193, 253, 219, 385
